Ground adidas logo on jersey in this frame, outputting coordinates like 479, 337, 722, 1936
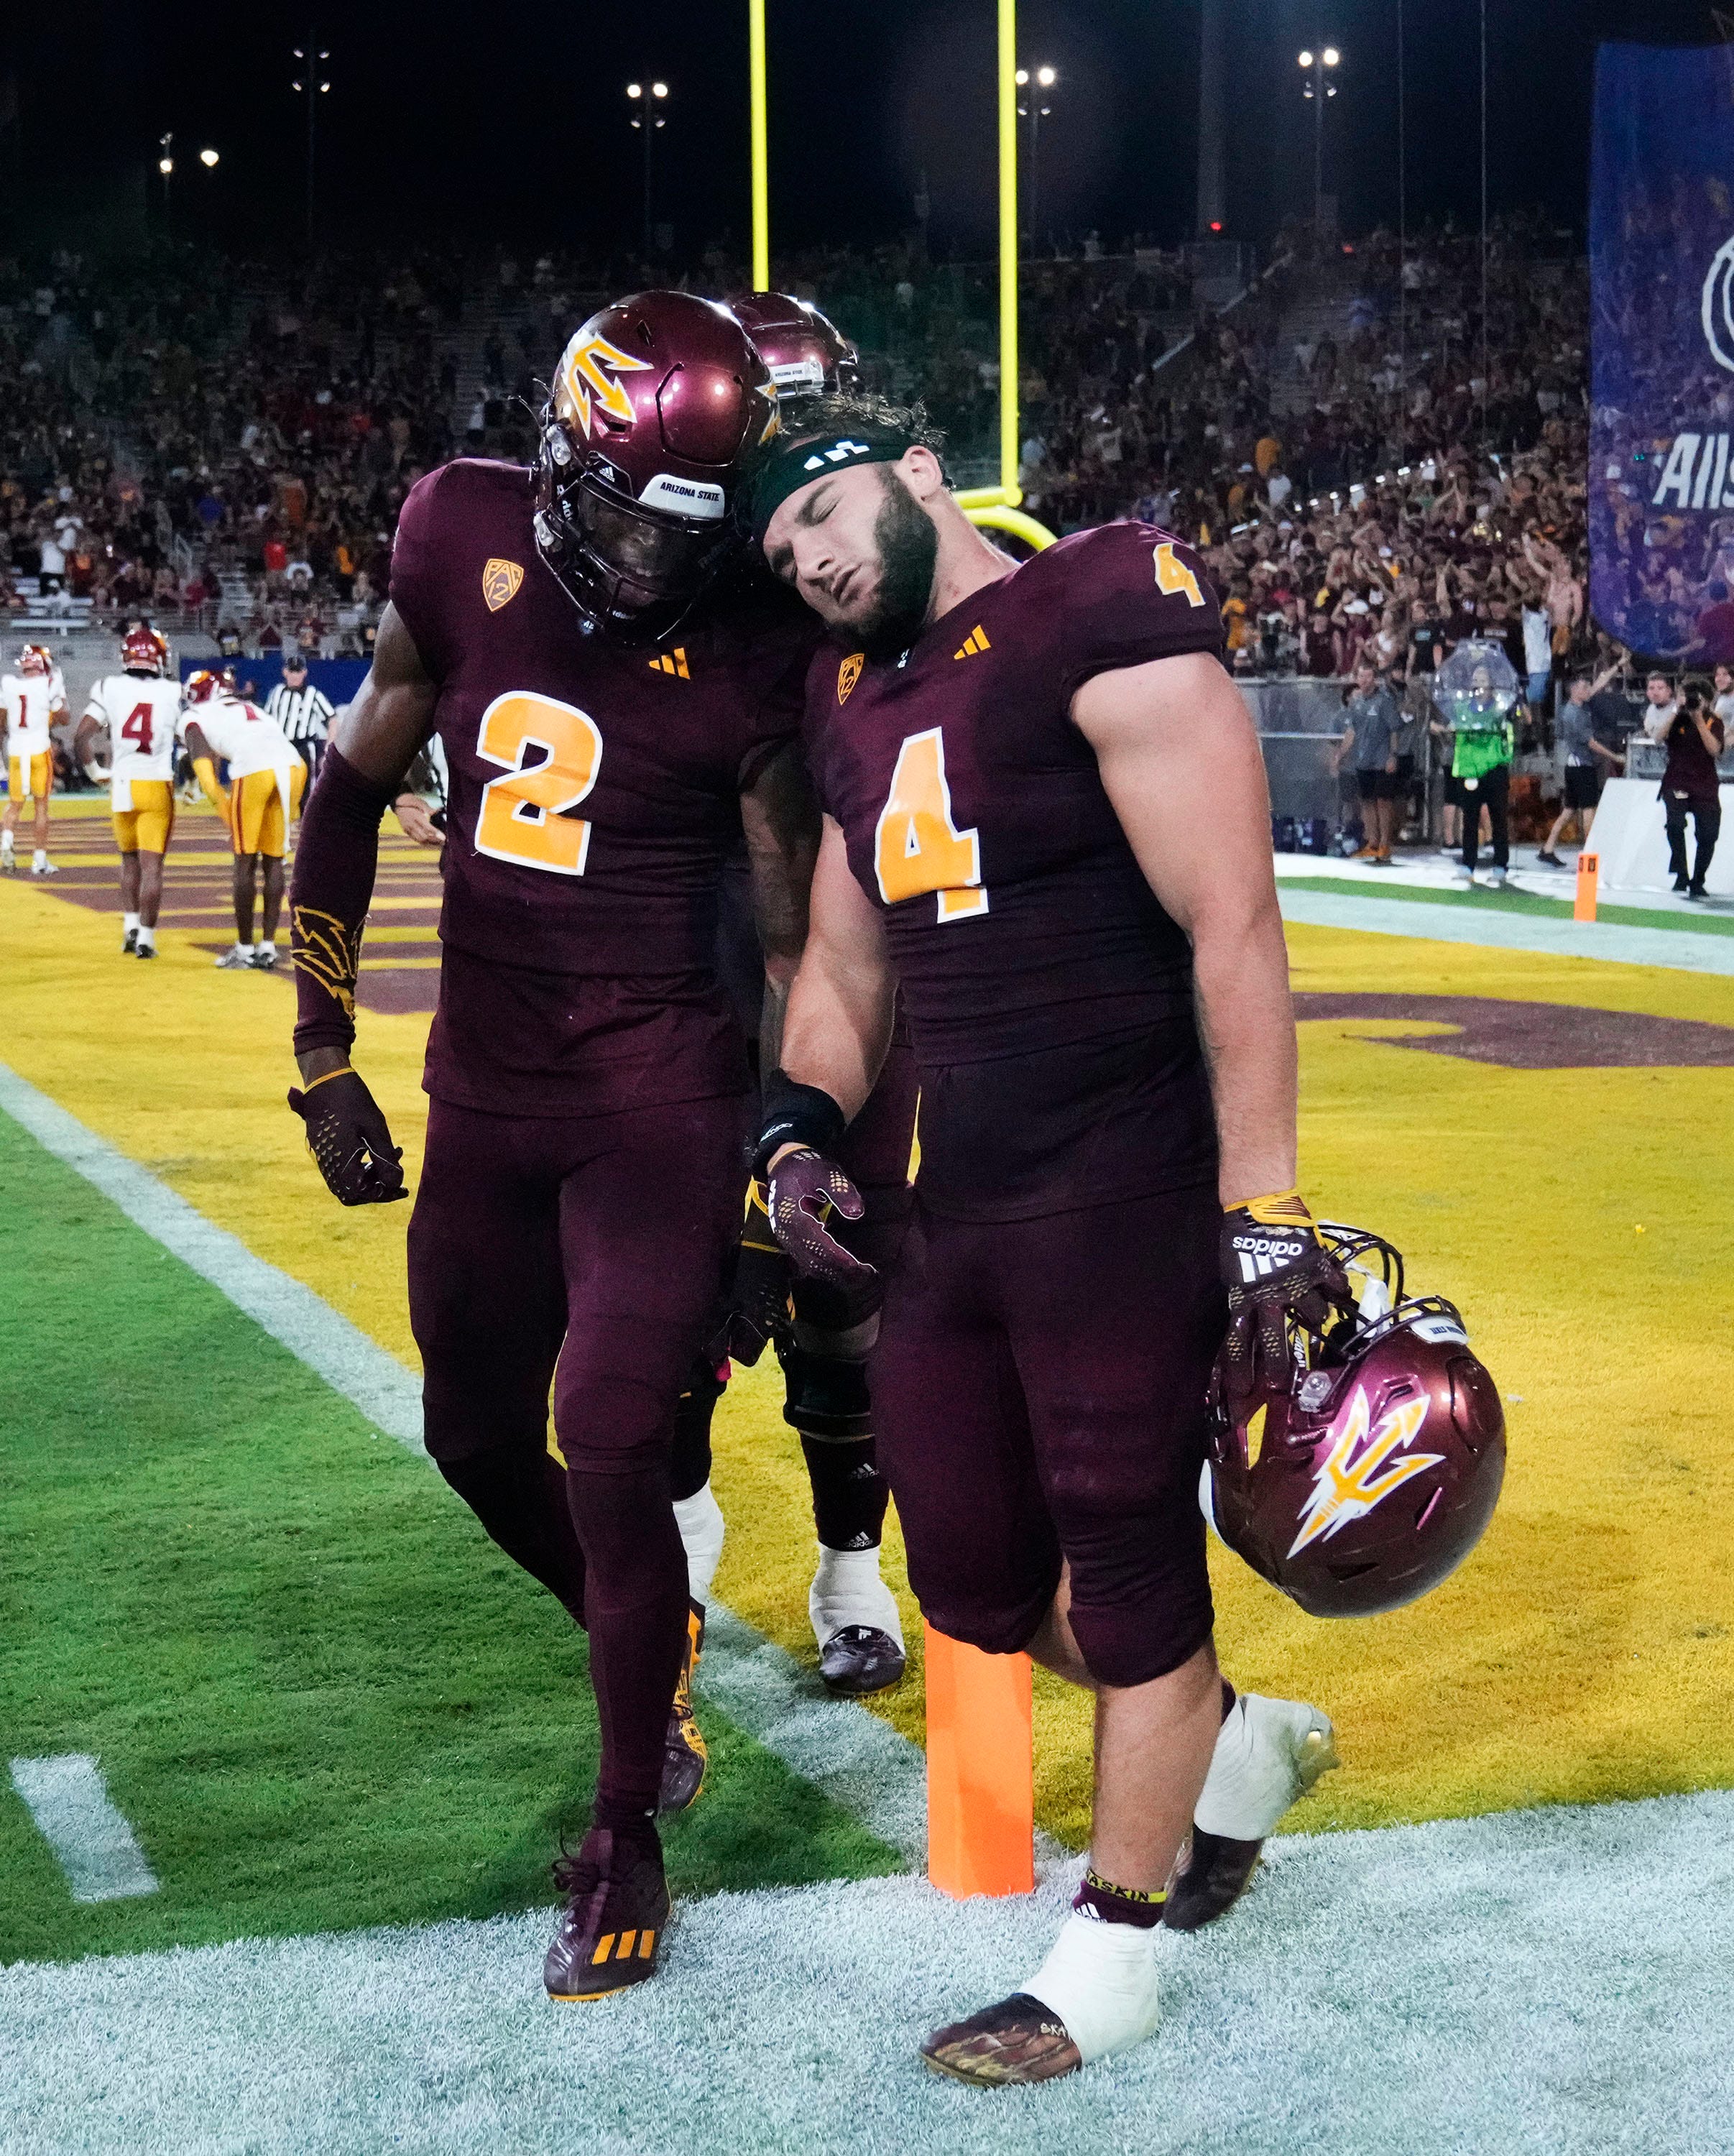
953, 625, 991, 660
647, 648, 691, 679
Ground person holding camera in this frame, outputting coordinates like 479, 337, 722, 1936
1659, 678, 1725, 898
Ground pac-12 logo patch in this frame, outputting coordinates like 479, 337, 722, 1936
482, 558, 524, 612
837, 652, 864, 706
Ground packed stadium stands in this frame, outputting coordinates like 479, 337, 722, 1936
1, 219, 1595, 691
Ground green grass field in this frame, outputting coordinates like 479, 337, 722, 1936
0, 1110, 896, 1966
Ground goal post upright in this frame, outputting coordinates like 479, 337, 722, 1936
749, 0, 770, 289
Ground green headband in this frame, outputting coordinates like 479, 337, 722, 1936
744, 425, 916, 543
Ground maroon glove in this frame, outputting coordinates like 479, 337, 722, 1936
765, 1148, 877, 1294
287, 1068, 407, 1207
1216, 1192, 1352, 1410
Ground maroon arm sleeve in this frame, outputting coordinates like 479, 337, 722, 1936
290, 746, 397, 1059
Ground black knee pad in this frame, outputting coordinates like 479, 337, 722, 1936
776, 1340, 872, 1441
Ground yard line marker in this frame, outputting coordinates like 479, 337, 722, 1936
9, 1756, 159, 1904
0, 1060, 933, 1868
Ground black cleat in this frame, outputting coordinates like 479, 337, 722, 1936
122, 928, 139, 954
818, 1623, 905, 1695
136, 942, 157, 959
658, 1600, 707, 1814
543, 1827, 670, 2001
1161, 1827, 1265, 1931
921, 1994, 1082, 2087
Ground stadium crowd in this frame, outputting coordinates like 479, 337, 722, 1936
0, 218, 1604, 694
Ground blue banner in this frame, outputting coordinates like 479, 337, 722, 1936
1590, 42, 1734, 662
178, 655, 369, 708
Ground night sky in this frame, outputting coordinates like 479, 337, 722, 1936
1, 0, 1727, 260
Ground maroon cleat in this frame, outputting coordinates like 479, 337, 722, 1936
1161, 1826, 1264, 1931
658, 1600, 708, 1815
543, 1827, 670, 2001
920, 1994, 1084, 2088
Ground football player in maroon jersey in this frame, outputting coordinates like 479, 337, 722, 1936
286, 293, 824, 2003
748, 399, 1342, 2083
680, 292, 911, 1701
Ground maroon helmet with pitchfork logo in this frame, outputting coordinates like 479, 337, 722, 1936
727, 290, 860, 405
534, 290, 778, 640
1205, 1225, 1506, 1618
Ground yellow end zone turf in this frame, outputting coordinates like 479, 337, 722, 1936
4, 802, 1732, 1850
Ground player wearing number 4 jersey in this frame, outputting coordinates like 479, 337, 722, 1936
287, 292, 824, 2007
78, 628, 181, 955
750, 399, 1341, 2086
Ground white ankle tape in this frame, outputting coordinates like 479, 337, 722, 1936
673, 1482, 725, 1608
1194, 1695, 1338, 1841
1021, 1912, 1161, 2065
808, 1545, 903, 1651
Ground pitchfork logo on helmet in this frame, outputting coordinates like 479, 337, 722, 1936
535, 290, 777, 640
1205, 1225, 1505, 1618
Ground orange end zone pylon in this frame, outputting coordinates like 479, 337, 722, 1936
1574, 851, 1600, 921
924, 1623, 1035, 1898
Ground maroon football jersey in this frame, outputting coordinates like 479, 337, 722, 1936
389, 459, 818, 1116
802, 522, 1226, 1220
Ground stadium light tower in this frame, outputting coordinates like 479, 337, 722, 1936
627, 80, 670, 259
1013, 63, 1057, 249
290, 35, 332, 254
1299, 44, 1342, 232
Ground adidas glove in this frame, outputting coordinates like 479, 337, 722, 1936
287, 1067, 407, 1207
765, 1148, 877, 1294
1217, 1189, 1350, 1408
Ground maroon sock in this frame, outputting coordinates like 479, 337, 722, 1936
1073, 1867, 1166, 1928
568, 1460, 688, 1813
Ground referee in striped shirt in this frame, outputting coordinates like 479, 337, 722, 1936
264, 655, 336, 777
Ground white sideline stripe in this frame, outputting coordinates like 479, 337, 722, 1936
7, 1756, 159, 1904
0, 1062, 426, 1455
1279, 884, 1734, 975
0, 1060, 930, 1866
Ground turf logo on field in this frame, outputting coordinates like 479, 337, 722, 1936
1288, 1387, 1442, 1558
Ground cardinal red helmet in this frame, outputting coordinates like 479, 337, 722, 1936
727, 291, 860, 404
535, 290, 778, 639
17, 643, 53, 678
182, 668, 224, 705
1205, 1226, 1505, 1618
121, 627, 169, 676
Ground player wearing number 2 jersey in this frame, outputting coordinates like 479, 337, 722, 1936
78, 628, 182, 956
287, 293, 822, 2005
750, 399, 1339, 2085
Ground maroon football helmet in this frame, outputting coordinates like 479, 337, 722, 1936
1205, 1226, 1505, 1618
727, 291, 859, 405
534, 290, 777, 638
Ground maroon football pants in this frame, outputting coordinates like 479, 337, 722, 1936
869, 1181, 1225, 1690
408, 1091, 747, 1814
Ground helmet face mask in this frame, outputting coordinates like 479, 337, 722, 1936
121, 627, 167, 676
1207, 1222, 1506, 1618
532, 291, 775, 642
18, 643, 52, 678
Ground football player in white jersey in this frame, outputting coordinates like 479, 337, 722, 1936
78, 628, 183, 955
179, 668, 306, 970
1, 643, 68, 876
